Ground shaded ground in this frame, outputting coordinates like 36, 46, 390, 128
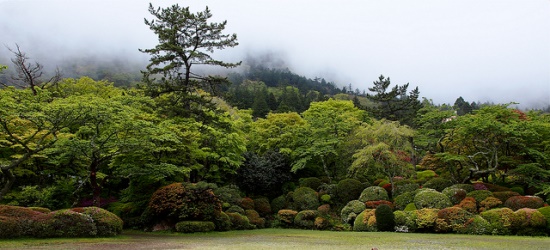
1, 229, 550, 250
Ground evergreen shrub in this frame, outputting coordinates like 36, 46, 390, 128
394, 183, 420, 196
270, 195, 287, 213
480, 208, 518, 235
341, 200, 366, 224
446, 184, 475, 193
375, 204, 395, 231
70, 207, 123, 236
353, 209, 377, 232
394, 191, 416, 210
413, 208, 439, 231
466, 190, 494, 204
359, 186, 389, 202
226, 205, 245, 215
214, 185, 242, 207
336, 179, 363, 204
33, 209, 97, 238
0, 216, 22, 238
510, 186, 524, 195
240, 197, 255, 210
455, 197, 477, 214
175, 221, 216, 233
213, 212, 231, 231
504, 196, 544, 211
404, 203, 417, 211
245, 210, 265, 228
434, 207, 473, 233
226, 212, 254, 230
299, 177, 323, 190
414, 189, 451, 209
294, 210, 319, 229
277, 209, 298, 226
422, 177, 453, 192
393, 210, 417, 232
292, 187, 319, 211
478, 197, 503, 212
442, 188, 467, 205
365, 200, 394, 209
459, 215, 492, 235
253, 197, 272, 217
492, 191, 520, 203
514, 208, 546, 235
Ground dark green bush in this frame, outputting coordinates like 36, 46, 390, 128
353, 209, 377, 232
71, 207, 123, 237
466, 190, 494, 205
492, 191, 520, 203
537, 206, 550, 233
394, 183, 420, 196
447, 184, 475, 193
375, 204, 395, 232
237, 151, 292, 197
358, 186, 389, 202
226, 205, 245, 215
214, 185, 242, 208
299, 177, 323, 190
270, 195, 287, 213
294, 210, 319, 229
504, 196, 544, 211
240, 197, 255, 210
423, 177, 453, 192
482, 183, 511, 192
33, 209, 97, 238
414, 189, 451, 209
415, 170, 437, 182
394, 191, 416, 210
318, 183, 337, 196
442, 188, 467, 205
175, 221, 216, 233
253, 197, 272, 217
213, 212, 232, 231
292, 187, 319, 211
341, 200, 366, 224
226, 212, 254, 230
336, 179, 364, 205
510, 186, 524, 195
480, 208, 518, 235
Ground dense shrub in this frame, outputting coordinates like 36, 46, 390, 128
510, 186, 524, 195
458, 215, 492, 235
317, 204, 331, 215
292, 187, 319, 211
33, 209, 97, 238
446, 184, 475, 193
226, 205, 245, 215
29, 207, 51, 213
504, 196, 544, 211
237, 151, 292, 197
394, 183, 420, 196
314, 216, 330, 230
213, 212, 231, 231
358, 186, 389, 202
336, 179, 364, 204
394, 210, 417, 232
414, 208, 439, 231
366, 200, 394, 209
253, 197, 272, 217
466, 190, 494, 205
394, 192, 416, 211
492, 191, 521, 203
514, 208, 546, 235
245, 210, 265, 228
175, 221, 216, 233
422, 177, 453, 192
414, 189, 451, 209
480, 208, 518, 235
472, 183, 488, 190
442, 188, 467, 205
270, 195, 287, 213
240, 197, 255, 210
320, 194, 331, 204
478, 197, 503, 212
299, 177, 323, 190
294, 210, 319, 229
404, 203, 417, 211
341, 200, 366, 224
416, 170, 437, 182
483, 183, 511, 192
455, 197, 477, 214
318, 183, 337, 197
147, 182, 222, 225
375, 204, 395, 231
214, 185, 242, 208
71, 207, 123, 237
0, 216, 22, 238
277, 209, 298, 226
353, 209, 377, 232
0, 205, 43, 236
434, 207, 473, 233
226, 212, 254, 230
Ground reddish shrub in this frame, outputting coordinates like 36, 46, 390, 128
253, 198, 271, 217
479, 197, 503, 212
245, 210, 265, 228
0, 216, 22, 238
492, 191, 521, 203
455, 197, 477, 214
314, 216, 330, 230
317, 204, 331, 215
277, 209, 298, 225
473, 183, 488, 190
382, 183, 392, 194
435, 207, 473, 233
505, 196, 544, 211
482, 183, 511, 192
240, 197, 255, 210
365, 200, 394, 209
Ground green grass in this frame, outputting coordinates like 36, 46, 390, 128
0, 229, 549, 249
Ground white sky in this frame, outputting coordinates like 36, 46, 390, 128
1, 0, 549, 108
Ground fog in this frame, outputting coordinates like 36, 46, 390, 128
1, 0, 549, 108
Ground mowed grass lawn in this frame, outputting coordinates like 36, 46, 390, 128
1, 229, 549, 250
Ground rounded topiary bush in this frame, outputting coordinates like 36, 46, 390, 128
446, 184, 475, 193
314, 216, 330, 230
480, 208, 518, 235
514, 208, 546, 235
240, 197, 255, 210
175, 221, 216, 233
538, 206, 550, 234
358, 186, 389, 202
394, 183, 420, 196
299, 177, 323, 190
510, 186, 524, 195
394, 191, 417, 211
478, 197, 503, 212
214, 185, 242, 208
393, 210, 417, 232
277, 209, 298, 226
34, 209, 97, 238
70, 207, 123, 237
353, 209, 377, 232
504, 196, 544, 211
442, 188, 467, 205
455, 197, 477, 214
226, 205, 245, 215
414, 189, 451, 209
365, 200, 394, 209
434, 207, 473, 233
492, 191, 521, 203
292, 187, 319, 211
245, 210, 265, 228
415, 170, 437, 182
213, 212, 231, 231
458, 215, 492, 235
0, 205, 43, 237
253, 197, 272, 217
483, 183, 511, 192
336, 179, 364, 205
466, 190, 494, 204
226, 212, 253, 230
413, 208, 439, 231
375, 204, 395, 232
341, 200, 366, 224
318, 183, 337, 196
294, 210, 319, 229
422, 177, 453, 192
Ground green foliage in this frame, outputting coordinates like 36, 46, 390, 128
422, 177, 453, 192
226, 205, 245, 215
413, 208, 439, 230
33, 209, 97, 238
375, 204, 395, 231
479, 197, 503, 212
292, 187, 319, 211
466, 190, 494, 205
320, 194, 331, 204
236, 151, 292, 197
270, 196, 287, 213
358, 186, 389, 202
353, 209, 377, 232
214, 185, 242, 207
459, 215, 492, 235
299, 177, 323, 191
447, 184, 475, 193
240, 197, 255, 210
480, 208, 518, 235
504, 196, 544, 211
434, 207, 473, 233
226, 212, 254, 230
245, 210, 265, 228
415, 170, 438, 183
394, 191, 417, 210
213, 212, 232, 231
175, 221, 216, 233
537, 206, 550, 231
441, 188, 467, 205
514, 208, 546, 235
71, 207, 123, 237
0, 216, 22, 238
294, 210, 319, 229
394, 183, 420, 196
414, 189, 452, 209
335, 178, 364, 205
340, 200, 366, 224
394, 210, 417, 232
510, 186, 524, 195
404, 203, 417, 211
253, 197, 272, 217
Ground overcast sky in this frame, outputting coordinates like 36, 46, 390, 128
1, 0, 549, 108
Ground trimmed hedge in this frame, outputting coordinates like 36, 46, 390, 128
394, 210, 417, 232
292, 187, 319, 211
492, 191, 521, 203
504, 196, 544, 211
480, 208, 518, 235
434, 207, 473, 233
358, 186, 389, 202
277, 209, 298, 226
353, 209, 377, 232
466, 190, 494, 205
253, 197, 272, 217
299, 177, 323, 190
422, 177, 453, 192
375, 204, 395, 231
414, 189, 451, 209
442, 188, 467, 205
455, 197, 477, 214
341, 200, 366, 224
478, 197, 502, 212
226, 212, 254, 230
514, 208, 546, 235
294, 210, 319, 229
245, 210, 265, 228
446, 184, 475, 193
459, 215, 492, 235
414, 208, 439, 231
270, 195, 287, 213
70, 207, 123, 237
365, 200, 394, 209
336, 179, 364, 204
175, 221, 216, 233
33, 209, 97, 238
394, 191, 417, 211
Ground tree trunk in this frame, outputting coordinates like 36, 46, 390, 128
321, 158, 332, 183
0, 169, 16, 201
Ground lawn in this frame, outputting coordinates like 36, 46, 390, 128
1, 229, 549, 250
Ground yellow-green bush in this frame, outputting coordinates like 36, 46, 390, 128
353, 209, 377, 232
341, 200, 366, 224
514, 208, 546, 235
458, 215, 492, 235
358, 186, 389, 202
394, 210, 417, 232
70, 207, 123, 237
479, 197, 502, 212
414, 189, 451, 209
480, 208, 518, 235
277, 209, 298, 226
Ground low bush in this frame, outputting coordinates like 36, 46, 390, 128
504, 196, 544, 211
277, 209, 298, 226
253, 197, 272, 217
434, 207, 473, 233
394, 183, 420, 196
455, 197, 477, 214
318, 183, 337, 197
292, 187, 319, 211
214, 185, 242, 208
245, 210, 265, 228
538, 206, 550, 231
314, 216, 330, 230
270, 195, 287, 213
466, 190, 494, 205
359, 186, 389, 202
226, 212, 253, 230
353, 209, 377, 232
480, 208, 518, 235
299, 177, 323, 190
213, 212, 231, 231
365, 200, 394, 209
0, 205, 43, 236
422, 177, 453, 192
71, 207, 123, 237
336, 179, 364, 205
375, 204, 395, 232
33, 209, 97, 238
294, 210, 319, 229
414, 189, 451, 209
317, 204, 331, 215
175, 221, 216, 233
483, 183, 511, 192
442, 188, 467, 205
478, 197, 502, 212
240, 197, 255, 210
413, 208, 439, 231
416, 170, 437, 182
514, 208, 546, 235
394, 210, 417, 232
492, 191, 521, 203
446, 184, 475, 193
341, 200, 366, 224
394, 191, 416, 211
226, 205, 245, 215
458, 215, 492, 235
0, 216, 22, 238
